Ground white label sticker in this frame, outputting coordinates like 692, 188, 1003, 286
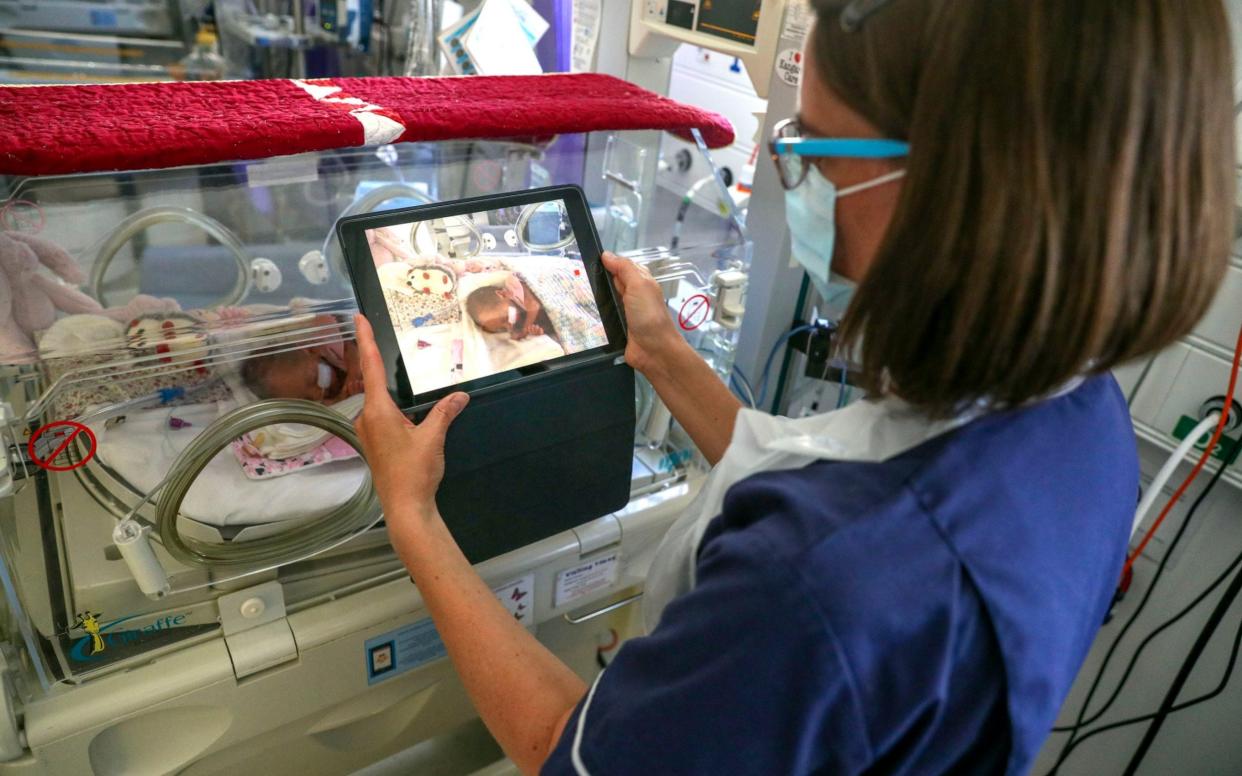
555, 552, 620, 608
775, 48, 804, 88
781, 0, 813, 44
246, 153, 319, 189
493, 573, 535, 624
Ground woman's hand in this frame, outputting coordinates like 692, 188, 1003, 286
601, 252, 687, 378
353, 314, 469, 524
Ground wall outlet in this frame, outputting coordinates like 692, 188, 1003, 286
1171, 414, 1241, 463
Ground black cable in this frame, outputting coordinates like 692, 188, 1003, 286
1051, 604, 1242, 766
1048, 438, 1240, 771
1123, 557, 1242, 773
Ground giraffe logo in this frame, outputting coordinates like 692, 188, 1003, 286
71, 611, 105, 656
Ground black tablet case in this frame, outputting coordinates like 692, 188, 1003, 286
423, 358, 636, 563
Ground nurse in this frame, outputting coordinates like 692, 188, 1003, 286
352, 0, 1235, 773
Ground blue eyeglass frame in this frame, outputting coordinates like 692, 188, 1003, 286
768, 117, 910, 189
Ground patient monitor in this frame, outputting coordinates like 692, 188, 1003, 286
629, 0, 789, 96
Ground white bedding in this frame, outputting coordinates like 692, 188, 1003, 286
91, 401, 366, 527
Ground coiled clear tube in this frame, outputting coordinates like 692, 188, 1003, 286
146, 399, 380, 568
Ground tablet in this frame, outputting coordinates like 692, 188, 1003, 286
337, 185, 627, 410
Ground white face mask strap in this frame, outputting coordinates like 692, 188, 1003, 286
837, 169, 907, 198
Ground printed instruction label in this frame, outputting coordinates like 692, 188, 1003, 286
493, 573, 536, 625
781, 0, 813, 43
555, 552, 620, 608
247, 153, 320, 189
364, 618, 447, 685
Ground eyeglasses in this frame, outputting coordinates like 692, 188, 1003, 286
840, 0, 899, 32
768, 117, 910, 190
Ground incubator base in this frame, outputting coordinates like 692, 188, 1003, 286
8, 477, 700, 776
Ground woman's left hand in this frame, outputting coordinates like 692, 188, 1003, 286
353, 314, 469, 521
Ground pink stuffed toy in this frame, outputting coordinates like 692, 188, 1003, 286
0, 230, 178, 360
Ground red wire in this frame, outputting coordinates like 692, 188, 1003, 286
1123, 321, 1242, 583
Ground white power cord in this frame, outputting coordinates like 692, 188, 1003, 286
1132, 413, 1221, 538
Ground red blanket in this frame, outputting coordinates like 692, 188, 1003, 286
0, 74, 733, 177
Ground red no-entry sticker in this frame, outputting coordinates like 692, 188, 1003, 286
28, 421, 96, 472
678, 294, 711, 331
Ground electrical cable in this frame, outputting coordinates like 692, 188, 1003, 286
1048, 436, 1240, 770
1050, 600, 1242, 768
1123, 323, 1242, 584
1122, 555, 1242, 774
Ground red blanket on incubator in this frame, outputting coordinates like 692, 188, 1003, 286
0, 73, 734, 176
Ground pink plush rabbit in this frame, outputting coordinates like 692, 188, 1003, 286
0, 231, 178, 359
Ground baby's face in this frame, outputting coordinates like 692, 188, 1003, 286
261, 347, 359, 403
473, 291, 517, 333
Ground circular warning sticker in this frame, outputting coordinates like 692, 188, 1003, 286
678, 294, 712, 331
0, 200, 45, 234
28, 421, 96, 472
775, 49, 804, 88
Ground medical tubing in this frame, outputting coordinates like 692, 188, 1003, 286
88, 206, 251, 308
167, 509, 388, 596
322, 183, 435, 275
1122, 557, 1242, 775
1124, 320, 1242, 582
669, 175, 719, 251
154, 399, 380, 568
1130, 413, 1220, 537
758, 324, 815, 407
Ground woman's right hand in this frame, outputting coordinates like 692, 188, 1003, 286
601, 252, 686, 378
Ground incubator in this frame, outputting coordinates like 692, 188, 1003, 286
0, 123, 749, 772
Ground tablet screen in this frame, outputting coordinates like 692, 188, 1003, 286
363, 198, 611, 397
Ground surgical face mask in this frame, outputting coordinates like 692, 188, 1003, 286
785, 165, 906, 316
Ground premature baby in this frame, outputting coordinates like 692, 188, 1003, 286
240, 314, 364, 402
465, 274, 554, 342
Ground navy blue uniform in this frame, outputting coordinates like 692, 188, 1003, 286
544, 376, 1136, 775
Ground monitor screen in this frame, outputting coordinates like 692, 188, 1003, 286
364, 200, 610, 397
696, 0, 761, 45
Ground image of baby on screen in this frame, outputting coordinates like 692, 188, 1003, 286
364, 202, 609, 397
464, 263, 607, 352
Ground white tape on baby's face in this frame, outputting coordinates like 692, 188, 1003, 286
317, 361, 334, 390
507, 306, 519, 326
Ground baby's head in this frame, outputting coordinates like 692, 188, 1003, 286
240, 346, 356, 402
466, 286, 516, 334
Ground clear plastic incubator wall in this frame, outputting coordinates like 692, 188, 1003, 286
0, 131, 748, 770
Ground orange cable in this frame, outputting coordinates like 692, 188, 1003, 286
1123, 321, 1242, 582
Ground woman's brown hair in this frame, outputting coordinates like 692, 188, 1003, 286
813, 0, 1236, 415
